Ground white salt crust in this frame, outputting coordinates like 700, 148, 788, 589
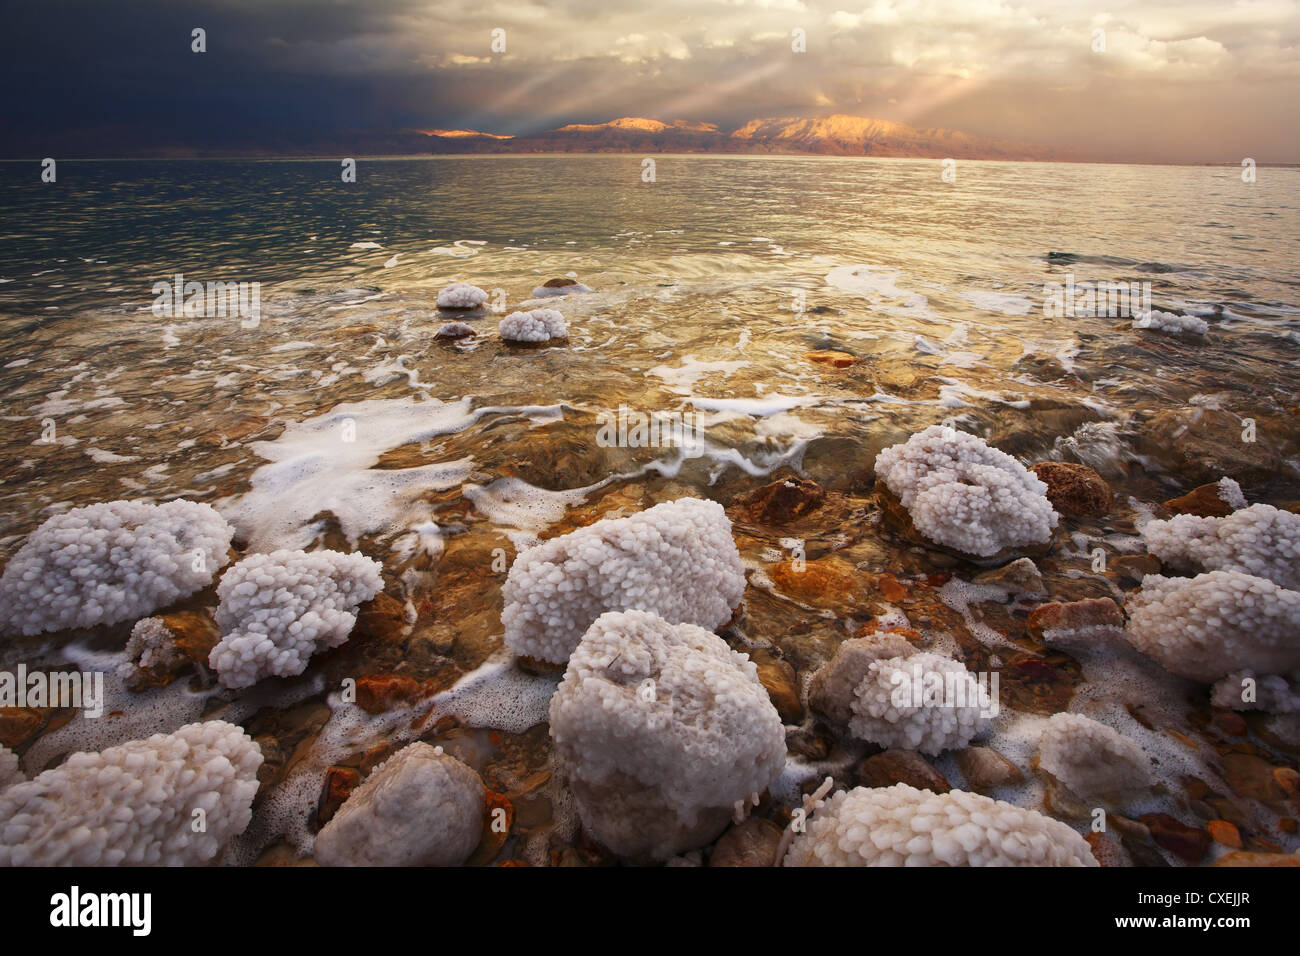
210, 549, 384, 689
503, 497, 745, 664
436, 282, 488, 309
874, 425, 1058, 556
1125, 570, 1300, 682
0, 747, 22, 790
848, 652, 993, 755
783, 783, 1097, 867
0, 499, 233, 636
435, 321, 476, 338
499, 308, 568, 342
1037, 712, 1153, 797
0, 720, 261, 866
1132, 310, 1208, 335
1143, 504, 1300, 590
1211, 670, 1300, 713
314, 743, 484, 866
117, 616, 184, 680
549, 610, 785, 860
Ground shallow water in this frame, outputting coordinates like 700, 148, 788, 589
1, 156, 1298, 865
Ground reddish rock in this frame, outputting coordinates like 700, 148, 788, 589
1274, 767, 1299, 797
1207, 819, 1243, 849
1029, 461, 1113, 517
1212, 711, 1249, 736
708, 817, 784, 867
354, 673, 430, 714
1110, 553, 1163, 584
732, 476, 825, 524
1140, 813, 1212, 863
1028, 597, 1124, 641
1214, 851, 1300, 867
857, 749, 951, 793
466, 791, 514, 866
316, 765, 361, 829
0, 707, 48, 749
1279, 818, 1297, 835
1164, 483, 1239, 518
865, 572, 907, 603
1087, 831, 1133, 867
806, 350, 857, 369
769, 557, 856, 607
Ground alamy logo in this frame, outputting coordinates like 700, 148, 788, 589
151, 272, 261, 327
0, 666, 104, 717
595, 405, 703, 448
1042, 273, 1152, 319
889, 662, 1000, 718
50, 886, 151, 936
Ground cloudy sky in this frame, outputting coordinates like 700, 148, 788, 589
4, 0, 1298, 162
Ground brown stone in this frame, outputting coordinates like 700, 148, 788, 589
1274, 767, 1299, 796
1087, 831, 1133, 867
864, 572, 907, 603
708, 817, 784, 867
0, 707, 46, 749
955, 746, 1025, 794
1028, 597, 1124, 641
352, 592, 407, 644
768, 557, 856, 607
1213, 851, 1300, 867
354, 673, 431, 714
1111, 554, 1162, 584
1207, 819, 1243, 849
1223, 753, 1290, 807
1212, 711, 1249, 736
542, 277, 578, 288
1029, 461, 1113, 517
466, 791, 514, 866
731, 476, 825, 525
857, 749, 951, 793
122, 609, 221, 691
316, 765, 361, 829
1164, 483, 1239, 517
1279, 818, 1297, 835
752, 653, 803, 724
1139, 813, 1212, 863
806, 350, 857, 369
808, 631, 916, 727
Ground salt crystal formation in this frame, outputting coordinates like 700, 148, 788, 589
499, 308, 568, 343
436, 282, 488, 309
0, 499, 233, 636
0, 720, 261, 866
209, 549, 384, 689
1142, 503, 1300, 590
874, 425, 1058, 557
314, 743, 484, 866
549, 610, 786, 861
0, 747, 22, 790
807, 630, 917, 727
116, 616, 184, 682
847, 651, 993, 755
435, 321, 476, 338
1036, 713, 1152, 797
1132, 310, 1209, 335
783, 784, 1096, 867
503, 497, 745, 664
1211, 670, 1300, 713
1126, 571, 1300, 682
1217, 477, 1249, 510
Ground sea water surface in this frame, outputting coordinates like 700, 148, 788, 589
1, 156, 1298, 864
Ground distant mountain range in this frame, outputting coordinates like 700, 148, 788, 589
410, 114, 1072, 161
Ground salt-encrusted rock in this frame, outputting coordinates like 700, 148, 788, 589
209, 549, 384, 689
972, 557, 1047, 600
1028, 461, 1112, 518
1037, 713, 1152, 798
548, 610, 786, 861
0, 499, 233, 637
1125, 571, 1300, 682
848, 652, 994, 755
1211, 671, 1300, 713
436, 282, 488, 310
314, 743, 484, 866
1029, 597, 1125, 647
0, 747, 22, 790
1132, 310, 1208, 335
531, 277, 591, 297
1164, 478, 1247, 518
435, 321, 475, 339
1142, 504, 1300, 590
730, 475, 824, 525
807, 630, 916, 727
499, 308, 567, 343
0, 720, 261, 866
783, 784, 1097, 867
874, 425, 1058, 558
503, 497, 745, 664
